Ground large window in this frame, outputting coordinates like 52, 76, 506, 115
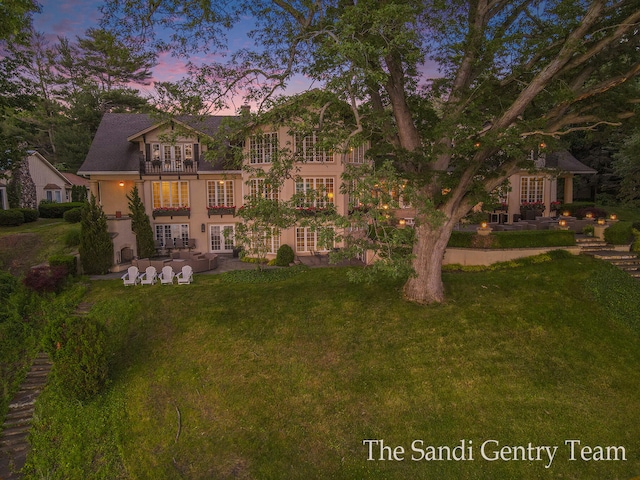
207, 180, 234, 207
520, 177, 544, 204
249, 132, 277, 164
210, 225, 235, 252
294, 133, 333, 163
152, 181, 190, 209
248, 178, 279, 201
151, 143, 193, 170
155, 224, 189, 247
295, 177, 334, 208
45, 188, 62, 203
296, 227, 333, 252
344, 143, 367, 164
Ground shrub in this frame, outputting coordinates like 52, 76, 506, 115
559, 202, 595, 216
39, 202, 86, 219
275, 244, 295, 266
604, 221, 633, 245
49, 255, 78, 275
574, 206, 608, 220
63, 207, 83, 223
19, 208, 39, 223
448, 230, 574, 249
23, 265, 68, 293
582, 225, 594, 236
79, 196, 113, 275
48, 316, 109, 401
0, 209, 25, 226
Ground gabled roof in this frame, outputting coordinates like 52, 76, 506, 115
545, 150, 597, 174
78, 113, 237, 174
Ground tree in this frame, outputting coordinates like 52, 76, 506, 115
127, 185, 156, 259
613, 131, 640, 206
103, 0, 640, 303
79, 195, 113, 275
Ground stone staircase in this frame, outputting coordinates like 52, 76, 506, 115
577, 235, 640, 280
0, 353, 52, 479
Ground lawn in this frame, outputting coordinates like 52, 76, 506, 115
22, 252, 640, 479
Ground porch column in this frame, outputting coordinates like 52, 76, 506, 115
563, 175, 574, 204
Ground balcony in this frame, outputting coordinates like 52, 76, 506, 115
140, 157, 199, 176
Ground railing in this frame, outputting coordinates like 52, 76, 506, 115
140, 159, 199, 175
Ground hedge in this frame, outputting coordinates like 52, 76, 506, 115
448, 229, 575, 249
63, 207, 83, 223
19, 208, 39, 223
0, 209, 25, 226
49, 254, 78, 275
604, 221, 633, 245
38, 202, 86, 218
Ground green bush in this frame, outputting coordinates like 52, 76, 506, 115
39, 202, 86, 219
275, 244, 295, 266
0, 209, 25, 226
604, 221, 633, 245
49, 254, 78, 275
63, 207, 83, 223
558, 202, 595, 216
448, 229, 575, 249
48, 316, 109, 401
19, 208, 39, 223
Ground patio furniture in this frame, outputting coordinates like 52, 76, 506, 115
174, 238, 186, 250
187, 238, 196, 251
159, 265, 175, 285
176, 265, 193, 285
139, 266, 158, 285
121, 266, 140, 286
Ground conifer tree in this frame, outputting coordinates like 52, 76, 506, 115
79, 194, 113, 274
127, 185, 156, 259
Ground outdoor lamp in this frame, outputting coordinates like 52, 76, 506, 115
609, 214, 617, 221
585, 212, 594, 219
558, 219, 568, 230
398, 219, 406, 228
118, 181, 125, 187
562, 210, 571, 217
597, 218, 606, 225
480, 221, 488, 229
201, 223, 206, 232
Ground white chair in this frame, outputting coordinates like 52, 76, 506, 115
159, 265, 175, 285
139, 266, 158, 285
176, 265, 193, 285
121, 266, 140, 286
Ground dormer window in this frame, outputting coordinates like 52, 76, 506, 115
150, 143, 194, 171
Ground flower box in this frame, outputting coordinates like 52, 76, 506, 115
207, 206, 236, 217
153, 207, 190, 219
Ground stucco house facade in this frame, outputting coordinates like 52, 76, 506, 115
78, 112, 594, 269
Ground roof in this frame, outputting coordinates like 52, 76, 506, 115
545, 150, 597, 174
43, 183, 62, 190
78, 113, 237, 174
62, 172, 90, 188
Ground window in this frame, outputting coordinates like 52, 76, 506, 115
210, 225, 235, 252
208, 180, 234, 207
45, 189, 62, 203
155, 224, 189, 247
250, 132, 278, 164
152, 143, 193, 170
344, 144, 367, 164
248, 178, 279, 201
248, 227, 280, 254
294, 133, 333, 162
520, 177, 544, 204
296, 227, 333, 252
152, 181, 189, 209
295, 177, 334, 208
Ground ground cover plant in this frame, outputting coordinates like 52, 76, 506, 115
22, 254, 640, 479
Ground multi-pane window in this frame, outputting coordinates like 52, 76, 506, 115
155, 224, 189, 247
249, 227, 281, 254
520, 177, 544, 204
248, 179, 279, 200
295, 177, 334, 208
296, 227, 333, 252
344, 144, 367, 164
210, 225, 235, 252
249, 132, 277, 164
152, 181, 190, 208
152, 143, 193, 170
207, 180, 235, 207
294, 133, 333, 162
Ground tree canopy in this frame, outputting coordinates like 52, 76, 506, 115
102, 0, 640, 303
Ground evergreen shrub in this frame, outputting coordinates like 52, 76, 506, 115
49, 255, 77, 275
275, 244, 295, 266
63, 207, 83, 223
0, 209, 25, 226
39, 202, 86, 218
604, 221, 633, 245
19, 208, 39, 222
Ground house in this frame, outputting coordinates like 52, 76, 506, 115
1, 151, 77, 209
78, 112, 595, 270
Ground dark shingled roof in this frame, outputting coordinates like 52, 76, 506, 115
545, 150, 597, 174
78, 113, 238, 174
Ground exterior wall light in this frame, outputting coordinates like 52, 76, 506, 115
119, 181, 125, 187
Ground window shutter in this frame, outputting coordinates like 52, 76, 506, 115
193, 144, 200, 164
145, 143, 151, 162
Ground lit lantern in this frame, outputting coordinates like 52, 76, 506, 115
597, 218, 606, 225
609, 213, 617, 221
398, 219, 406, 228
562, 210, 571, 217
118, 181, 125, 187
480, 221, 488, 229
585, 212, 594, 219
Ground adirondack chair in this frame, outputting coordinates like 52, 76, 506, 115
121, 266, 140, 286
176, 265, 193, 285
139, 266, 158, 285
159, 265, 175, 285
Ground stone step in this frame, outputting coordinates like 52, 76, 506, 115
2, 415, 32, 429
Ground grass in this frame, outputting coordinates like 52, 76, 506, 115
0, 219, 80, 276
22, 253, 640, 479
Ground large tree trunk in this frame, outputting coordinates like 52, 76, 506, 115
402, 220, 455, 304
